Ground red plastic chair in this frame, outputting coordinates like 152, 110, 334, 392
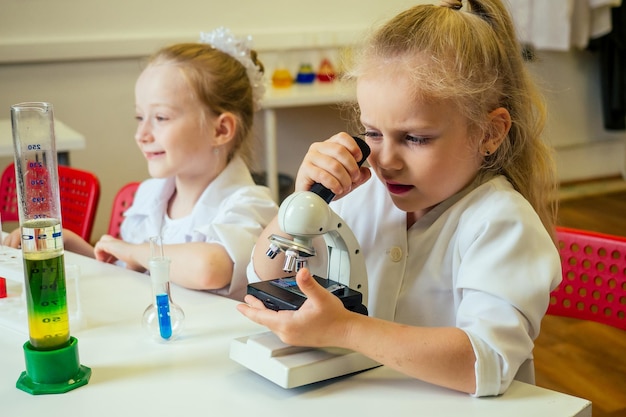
0, 164, 19, 222
548, 226, 626, 330
0, 162, 100, 242
107, 182, 140, 238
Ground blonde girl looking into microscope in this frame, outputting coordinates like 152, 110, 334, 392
239, 1, 561, 396
45, 28, 277, 301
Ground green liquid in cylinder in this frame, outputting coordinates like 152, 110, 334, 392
21, 219, 70, 350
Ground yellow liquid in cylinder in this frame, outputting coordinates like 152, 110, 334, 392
22, 220, 70, 350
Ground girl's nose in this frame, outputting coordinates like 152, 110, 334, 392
135, 120, 153, 143
374, 139, 402, 171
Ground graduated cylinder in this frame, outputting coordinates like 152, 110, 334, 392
11, 102, 69, 351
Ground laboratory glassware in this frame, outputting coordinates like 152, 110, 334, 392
142, 236, 185, 341
11, 101, 91, 394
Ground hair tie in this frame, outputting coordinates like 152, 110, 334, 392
199, 27, 265, 111
439, 0, 462, 10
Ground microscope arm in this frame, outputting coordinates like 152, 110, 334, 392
322, 213, 368, 306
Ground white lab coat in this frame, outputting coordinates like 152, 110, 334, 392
330, 174, 561, 396
122, 156, 278, 301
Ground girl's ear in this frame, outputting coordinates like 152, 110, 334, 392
481, 107, 511, 155
213, 112, 237, 146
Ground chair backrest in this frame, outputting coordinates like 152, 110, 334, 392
107, 182, 140, 238
0, 162, 100, 242
548, 226, 626, 330
0, 164, 19, 222
58, 164, 101, 242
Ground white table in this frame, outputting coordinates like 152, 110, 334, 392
0, 250, 591, 416
261, 82, 356, 201
0, 119, 86, 165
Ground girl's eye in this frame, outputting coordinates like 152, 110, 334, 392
361, 131, 382, 139
406, 135, 431, 145
360, 131, 431, 145
135, 115, 143, 122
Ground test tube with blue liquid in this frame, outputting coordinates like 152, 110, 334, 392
142, 236, 185, 341
11, 102, 91, 394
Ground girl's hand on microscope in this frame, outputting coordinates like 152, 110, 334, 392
296, 132, 371, 200
237, 268, 354, 348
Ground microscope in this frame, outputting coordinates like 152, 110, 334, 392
230, 137, 381, 388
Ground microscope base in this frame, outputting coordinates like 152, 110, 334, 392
230, 331, 380, 388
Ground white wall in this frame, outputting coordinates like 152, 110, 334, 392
530, 49, 626, 181
0, 0, 421, 63
0, 0, 624, 241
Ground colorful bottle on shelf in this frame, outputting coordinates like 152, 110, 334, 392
272, 68, 293, 88
295, 63, 316, 84
317, 58, 336, 82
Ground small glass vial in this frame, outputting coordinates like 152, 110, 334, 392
142, 236, 185, 341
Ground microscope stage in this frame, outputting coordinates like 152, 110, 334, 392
247, 275, 367, 314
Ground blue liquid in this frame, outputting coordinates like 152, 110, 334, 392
156, 293, 172, 339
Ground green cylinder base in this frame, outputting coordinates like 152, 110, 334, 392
16, 336, 91, 395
